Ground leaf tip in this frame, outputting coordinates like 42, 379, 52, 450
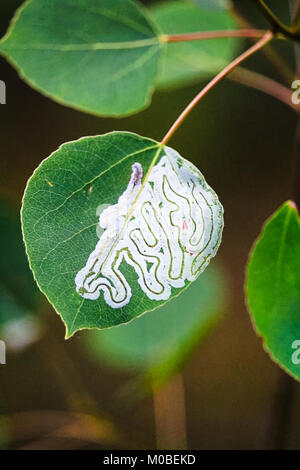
64, 326, 75, 340
287, 200, 298, 211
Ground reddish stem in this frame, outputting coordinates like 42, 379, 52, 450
163, 29, 266, 43
230, 66, 297, 111
161, 30, 274, 146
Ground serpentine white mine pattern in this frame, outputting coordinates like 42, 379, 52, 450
75, 146, 223, 308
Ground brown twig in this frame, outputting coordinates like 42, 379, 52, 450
230, 66, 297, 111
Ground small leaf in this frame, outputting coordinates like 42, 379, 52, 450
84, 264, 226, 383
246, 201, 300, 381
0, 0, 162, 117
150, 0, 239, 89
21, 132, 224, 337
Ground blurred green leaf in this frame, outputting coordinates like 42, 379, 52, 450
190, 0, 231, 11
21, 132, 223, 337
0, 200, 41, 328
150, 0, 239, 89
84, 264, 226, 382
0, 0, 162, 117
246, 201, 300, 381
0, 285, 30, 328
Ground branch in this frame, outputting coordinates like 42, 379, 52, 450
229, 66, 297, 111
292, 1, 300, 33
254, 0, 300, 41
161, 31, 274, 145
233, 3, 294, 83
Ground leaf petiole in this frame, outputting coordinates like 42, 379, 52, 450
161, 30, 274, 145
162, 29, 266, 43
229, 66, 297, 112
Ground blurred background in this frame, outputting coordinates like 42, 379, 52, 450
1, 0, 300, 450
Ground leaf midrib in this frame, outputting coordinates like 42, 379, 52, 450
272, 206, 293, 325
35, 142, 163, 335
96, 145, 163, 276
65, 143, 164, 336
1, 37, 161, 52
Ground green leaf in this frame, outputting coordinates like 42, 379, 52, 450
0, 0, 162, 117
246, 201, 300, 381
21, 131, 224, 337
150, 0, 239, 89
0, 200, 41, 328
84, 263, 226, 381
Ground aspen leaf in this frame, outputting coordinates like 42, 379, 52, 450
246, 201, 300, 381
0, 0, 162, 116
21, 132, 224, 337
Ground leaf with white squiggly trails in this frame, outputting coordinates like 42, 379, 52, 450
21, 132, 223, 337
